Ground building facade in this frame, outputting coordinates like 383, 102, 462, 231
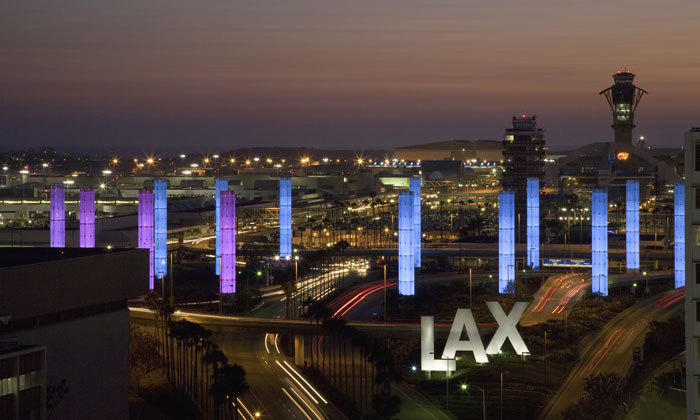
0, 248, 148, 420
502, 115, 545, 211
685, 127, 700, 420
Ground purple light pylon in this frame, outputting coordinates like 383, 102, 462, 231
80, 188, 95, 248
138, 190, 155, 290
50, 184, 65, 248
220, 191, 237, 294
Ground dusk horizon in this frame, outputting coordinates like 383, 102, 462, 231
3, 0, 699, 152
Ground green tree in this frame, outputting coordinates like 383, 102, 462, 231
130, 326, 162, 390
210, 363, 249, 420
562, 373, 626, 420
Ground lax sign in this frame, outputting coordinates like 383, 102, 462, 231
421, 301, 529, 371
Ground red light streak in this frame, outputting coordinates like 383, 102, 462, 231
532, 287, 552, 312
663, 294, 685, 308
536, 287, 557, 313
580, 328, 624, 377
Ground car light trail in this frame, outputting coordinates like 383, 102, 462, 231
289, 387, 324, 420
552, 283, 587, 314
656, 287, 685, 308
663, 293, 685, 308
281, 388, 313, 420
533, 287, 557, 313
580, 328, 625, 377
276, 361, 319, 404
531, 287, 552, 312
264, 333, 270, 354
274, 333, 280, 354
283, 360, 328, 404
237, 398, 258, 420
332, 282, 396, 318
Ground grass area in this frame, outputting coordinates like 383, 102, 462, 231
614, 316, 684, 419
410, 354, 570, 420
381, 275, 667, 420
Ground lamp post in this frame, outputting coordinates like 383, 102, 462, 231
384, 263, 387, 323
520, 352, 529, 418
169, 253, 175, 307
444, 356, 455, 411
462, 383, 486, 420
294, 255, 299, 317
500, 371, 509, 420
469, 267, 473, 308
431, 353, 455, 411
643, 271, 648, 295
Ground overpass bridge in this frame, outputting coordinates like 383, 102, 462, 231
129, 306, 463, 340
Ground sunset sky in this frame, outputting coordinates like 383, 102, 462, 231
2, 0, 699, 153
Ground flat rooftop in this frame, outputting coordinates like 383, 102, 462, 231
0, 247, 135, 269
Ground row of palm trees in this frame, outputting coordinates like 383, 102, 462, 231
307, 300, 400, 419
280, 241, 350, 318
145, 294, 249, 420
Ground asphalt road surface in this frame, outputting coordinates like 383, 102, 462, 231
537, 287, 685, 420
218, 331, 349, 420
521, 272, 590, 325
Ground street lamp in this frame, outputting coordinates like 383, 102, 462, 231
462, 383, 486, 420
500, 371, 509, 420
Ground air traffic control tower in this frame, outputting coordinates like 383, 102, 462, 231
599, 71, 647, 144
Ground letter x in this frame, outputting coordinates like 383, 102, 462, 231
485, 301, 529, 356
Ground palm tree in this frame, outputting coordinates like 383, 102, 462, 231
203, 345, 228, 417
210, 363, 249, 420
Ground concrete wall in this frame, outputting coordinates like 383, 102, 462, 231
11, 310, 130, 420
0, 249, 148, 321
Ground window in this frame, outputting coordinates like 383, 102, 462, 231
696, 226, 700, 246
696, 189, 700, 209
697, 264, 700, 284
696, 144, 700, 171
696, 301, 700, 322
697, 339, 700, 360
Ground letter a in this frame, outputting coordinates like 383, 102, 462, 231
442, 309, 488, 364
485, 301, 529, 356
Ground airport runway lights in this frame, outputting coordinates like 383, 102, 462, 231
215, 178, 228, 275
526, 178, 539, 269
220, 191, 237, 294
409, 176, 422, 267
398, 191, 415, 296
79, 188, 95, 248
138, 190, 155, 290
592, 189, 608, 296
50, 184, 65, 248
280, 177, 292, 259
674, 183, 685, 288
626, 180, 639, 270
154, 179, 167, 279
498, 191, 515, 294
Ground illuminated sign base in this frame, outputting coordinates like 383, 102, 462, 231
421, 301, 529, 371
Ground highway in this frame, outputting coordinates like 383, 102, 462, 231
522, 272, 590, 325
537, 287, 685, 420
217, 331, 348, 420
